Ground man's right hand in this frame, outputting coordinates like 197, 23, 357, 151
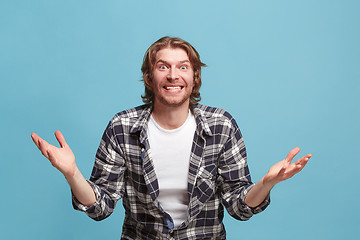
31, 130, 97, 206
31, 130, 76, 178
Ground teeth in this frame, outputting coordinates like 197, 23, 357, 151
165, 86, 182, 90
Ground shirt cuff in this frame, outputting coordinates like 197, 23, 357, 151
72, 180, 102, 213
242, 183, 271, 214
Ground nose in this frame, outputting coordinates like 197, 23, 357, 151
167, 67, 178, 81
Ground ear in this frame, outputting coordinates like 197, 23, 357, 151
144, 74, 152, 87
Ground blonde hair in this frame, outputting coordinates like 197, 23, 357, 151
141, 36, 207, 104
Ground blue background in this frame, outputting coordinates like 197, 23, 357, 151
1, 0, 359, 239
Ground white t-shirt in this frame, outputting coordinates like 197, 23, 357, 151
147, 111, 196, 228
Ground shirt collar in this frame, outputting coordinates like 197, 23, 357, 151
129, 103, 213, 137
192, 103, 213, 137
129, 104, 153, 135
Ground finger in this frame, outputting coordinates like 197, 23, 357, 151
38, 138, 52, 159
285, 147, 301, 163
55, 130, 67, 148
286, 157, 310, 178
291, 162, 303, 173
31, 133, 41, 149
298, 157, 311, 170
295, 154, 312, 167
47, 149, 57, 168
284, 164, 302, 179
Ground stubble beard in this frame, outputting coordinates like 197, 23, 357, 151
155, 90, 192, 108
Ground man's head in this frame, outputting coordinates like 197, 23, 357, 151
141, 36, 206, 105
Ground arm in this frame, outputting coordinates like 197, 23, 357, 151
31, 131, 96, 206
218, 116, 270, 220
244, 147, 312, 208
72, 120, 127, 221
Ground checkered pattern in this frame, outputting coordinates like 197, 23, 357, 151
72, 104, 270, 239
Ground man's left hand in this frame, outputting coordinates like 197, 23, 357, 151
263, 147, 312, 186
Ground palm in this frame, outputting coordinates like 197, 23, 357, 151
264, 147, 311, 185
31, 131, 76, 177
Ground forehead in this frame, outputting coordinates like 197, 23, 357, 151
155, 47, 190, 63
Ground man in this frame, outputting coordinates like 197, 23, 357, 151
31, 36, 312, 239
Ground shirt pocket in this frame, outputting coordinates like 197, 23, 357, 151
195, 163, 217, 199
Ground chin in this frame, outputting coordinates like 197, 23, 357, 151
157, 97, 190, 108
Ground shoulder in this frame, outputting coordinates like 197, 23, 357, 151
110, 104, 152, 123
192, 103, 235, 122
192, 104, 240, 135
105, 104, 152, 134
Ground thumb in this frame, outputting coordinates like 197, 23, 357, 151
284, 147, 300, 163
55, 130, 67, 148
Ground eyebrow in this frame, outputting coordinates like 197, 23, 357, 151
156, 59, 191, 65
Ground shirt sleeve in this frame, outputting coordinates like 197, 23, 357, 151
72, 119, 127, 221
218, 116, 270, 221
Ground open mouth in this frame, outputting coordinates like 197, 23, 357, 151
164, 86, 183, 91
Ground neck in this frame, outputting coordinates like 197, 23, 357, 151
151, 101, 191, 130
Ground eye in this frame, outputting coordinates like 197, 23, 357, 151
159, 65, 168, 70
180, 65, 188, 70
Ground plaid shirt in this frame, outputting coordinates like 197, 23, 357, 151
73, 104, 270, 239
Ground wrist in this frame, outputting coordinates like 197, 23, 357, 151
261, 176, 277, 190
64, 165, 80, 183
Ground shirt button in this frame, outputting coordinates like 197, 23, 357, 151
199, 166, 205, 175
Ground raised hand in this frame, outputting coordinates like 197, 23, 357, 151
244, 147, 312, 208
263, 147, 312, 186
31, 131, 76, 178
31, 131, 96, 206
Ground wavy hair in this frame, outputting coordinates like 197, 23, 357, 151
141, 36, 207, 104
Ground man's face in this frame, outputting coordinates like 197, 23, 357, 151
149, 47, 195, 109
